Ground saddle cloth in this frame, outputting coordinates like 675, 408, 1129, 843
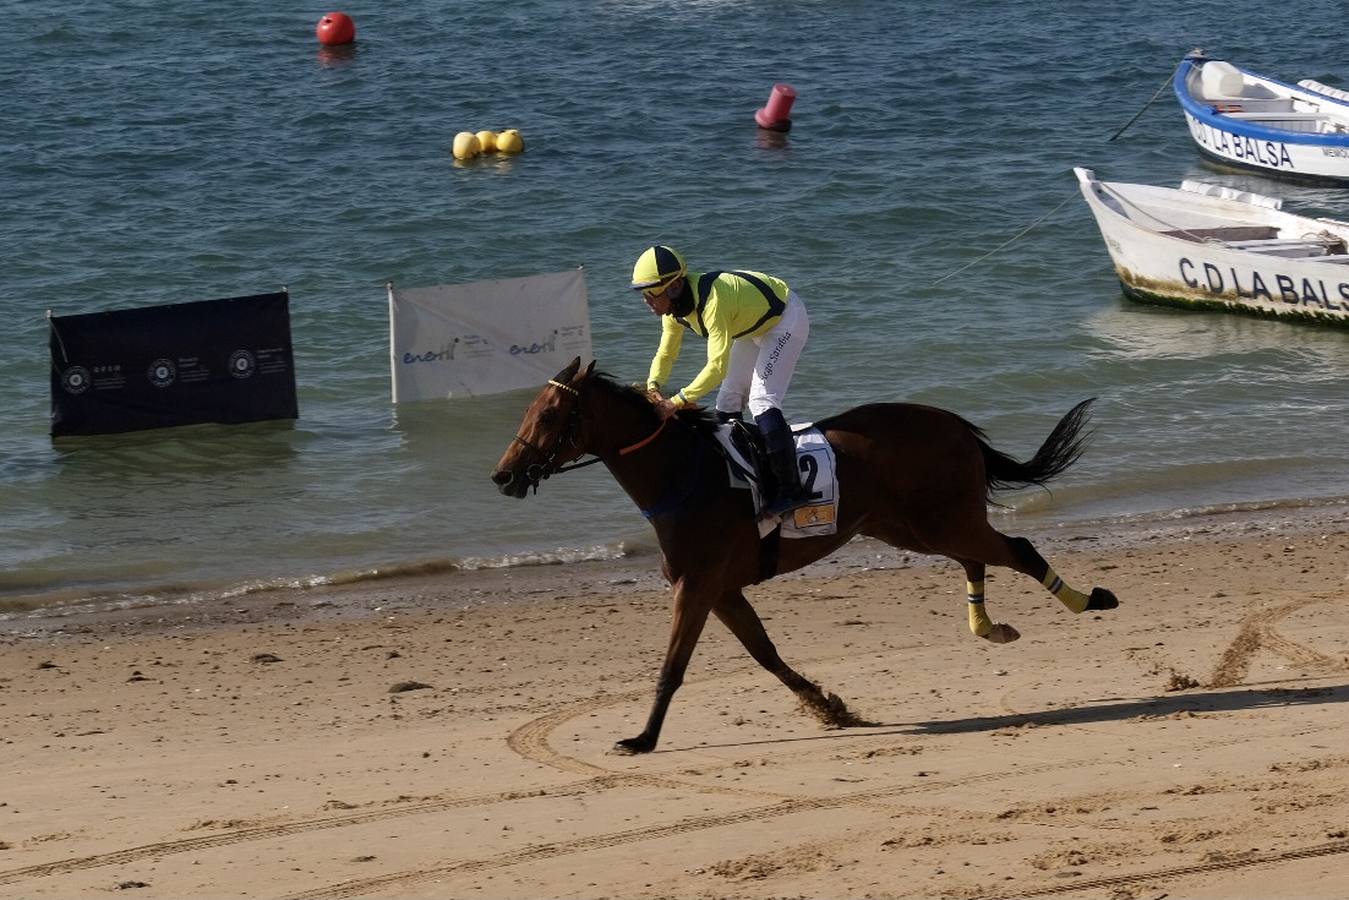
713, 423, 839, 538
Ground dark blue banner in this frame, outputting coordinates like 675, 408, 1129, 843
50, 291, 298, 437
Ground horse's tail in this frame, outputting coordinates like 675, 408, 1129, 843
977, 399, 1094, 493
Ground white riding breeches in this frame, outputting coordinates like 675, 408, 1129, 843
715, 290, 809, 419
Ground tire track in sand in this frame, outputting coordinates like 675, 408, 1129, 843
0, 687, 779, 888
505, 688, 647, 775
275, 724, 1347, 900
506, 685, 860, 803
275, 757, 1112, 900
0, 775, 633, 887
7, 665, 1342, 893
987, 838, 1349, 900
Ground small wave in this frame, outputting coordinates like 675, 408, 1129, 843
990, 493, 1349, 554
0, 540, 645, 620
309, 541, 642, 587
1134, 494, 1349, 521
454, 542, 644, 571
997, 488, 1349, 524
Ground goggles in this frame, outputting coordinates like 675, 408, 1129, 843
636, 273, 681, 300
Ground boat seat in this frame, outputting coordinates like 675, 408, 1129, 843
1209, 98, 1296, 113
1223, 111, 1326, 121
1160, 225, 1279, 243
1220, 238, 1335, 257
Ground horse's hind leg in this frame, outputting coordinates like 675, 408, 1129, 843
956, 558, 1020, 644
888, 514, 1118, 625
713, 589, 867, 728
999, 533, 1119, 613
942, 524, 1118, 615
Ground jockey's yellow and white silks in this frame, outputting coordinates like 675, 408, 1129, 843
646, 270, 808, 418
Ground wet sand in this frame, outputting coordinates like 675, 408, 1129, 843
2, 504, 1349, 899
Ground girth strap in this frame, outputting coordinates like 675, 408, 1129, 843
756, 525, 782, 583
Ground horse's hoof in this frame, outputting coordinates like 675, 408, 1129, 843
982, 622, 1020, 644
612, 735, 655, 755
1087, 588, 1119, 611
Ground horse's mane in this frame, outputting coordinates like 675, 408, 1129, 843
588, 371, 722, 440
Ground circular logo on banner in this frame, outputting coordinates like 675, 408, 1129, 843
148, 358, 176, 388
228, 349, 256, 379
62, 366, 91, 395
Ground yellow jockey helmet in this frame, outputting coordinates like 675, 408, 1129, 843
630, 245, 687, 291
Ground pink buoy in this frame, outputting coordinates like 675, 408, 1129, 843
754, 83, 796, 132
316, 12, 356, 46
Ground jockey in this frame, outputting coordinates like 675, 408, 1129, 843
630, 244, 811, 516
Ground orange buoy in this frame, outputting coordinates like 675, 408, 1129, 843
316, 12, 356, 46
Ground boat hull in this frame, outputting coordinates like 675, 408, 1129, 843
1077, 170, 1349, 327
1182, 109, 1349, 184
1174, 55, 1349, 184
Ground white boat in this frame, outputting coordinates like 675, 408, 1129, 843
1075, 166, 1349, 326
1174, 49, 1349, 183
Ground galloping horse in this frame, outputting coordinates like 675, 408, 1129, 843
491, 358, 1118, 753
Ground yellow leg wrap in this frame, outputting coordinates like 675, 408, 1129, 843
1042, 567, 1089, 613
967, 580, 993, 637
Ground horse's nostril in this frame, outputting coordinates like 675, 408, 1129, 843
490, 469, 512, 486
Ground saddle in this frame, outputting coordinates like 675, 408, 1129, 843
712, 419, 840, 582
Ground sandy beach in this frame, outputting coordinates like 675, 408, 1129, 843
3, 504, 1349, 900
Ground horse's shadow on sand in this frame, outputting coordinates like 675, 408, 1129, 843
673, 680, 1349, 753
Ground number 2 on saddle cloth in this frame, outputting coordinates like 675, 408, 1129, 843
720, 420, 838, 535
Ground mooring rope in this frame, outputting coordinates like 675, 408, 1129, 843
1108, 62, 1183, 142
929, 60, 1183, 287
931, 192, 1077, 286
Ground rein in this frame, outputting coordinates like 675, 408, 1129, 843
619, 417, 669, 456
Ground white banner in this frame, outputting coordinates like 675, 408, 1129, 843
389, 268, 591, 402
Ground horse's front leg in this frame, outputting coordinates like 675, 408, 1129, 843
713, 589, 868, 728
959, 559, 1019, 644
614, 578, 713, 755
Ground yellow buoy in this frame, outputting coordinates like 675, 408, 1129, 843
496, 129, 524, 154
475, 130, 498, 153
452, 131, 481, 160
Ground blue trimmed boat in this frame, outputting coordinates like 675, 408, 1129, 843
1174, 49, 1349, 183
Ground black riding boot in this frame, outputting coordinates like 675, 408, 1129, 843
757, 407, 808, 517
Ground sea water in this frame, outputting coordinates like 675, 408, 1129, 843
3, 1, 1348, 615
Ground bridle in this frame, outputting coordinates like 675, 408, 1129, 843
509, 379, 591, 492
509, 377, 670, 493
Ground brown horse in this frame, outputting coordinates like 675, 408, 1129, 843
491, 358, 1118, 754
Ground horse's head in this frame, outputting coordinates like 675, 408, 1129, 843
491, 357, 595, 499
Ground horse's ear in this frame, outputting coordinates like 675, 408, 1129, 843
555, 357, 582, 383
583, 360, 596, 379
